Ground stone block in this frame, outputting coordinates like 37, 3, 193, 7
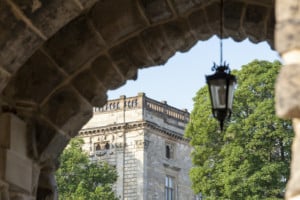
224, 2, 246, 41
30, 119, 57, 159
0, 180, 9, 200
72, 69, 107, 106
276, 64, 300, 118
243, 4, 268, 43
142, 0, 173, 24
205, 3, 221, 36
12, 0, 81, 38
0, 0, 19, 45
41, 86, 92, 135
0, 148, 5, 179
163, 19, 196, 53
90, 55, 125, 90
224, 2, 243, 30
285, 119, 300, 199
77, 0, 98, 10
276, 0, 300, 22
140, 26, 175, 65
275, 21, 300, 54
0, 1, 43, 73
44, 16, 105, 74
109, 45, 138, 80
0, 68, 11, 93
9, 193, 35, 200
41, 86, 82, 127
120, 37, 154, 68
4, 149, 33, 193
90, 0, 147, 44
0, 113, 27, 155
38, 133, 69, 162
3, 50, 65, 103
171, 0, 196, 15
289, 196, 300, 200
188, 9, 213, 41
31, 163, 40, 195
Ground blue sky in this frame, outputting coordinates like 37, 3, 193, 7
108, 36, 281, 112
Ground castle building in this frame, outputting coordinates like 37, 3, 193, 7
78, 93, 195, 200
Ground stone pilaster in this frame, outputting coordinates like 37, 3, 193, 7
0, 113, 37, 199
275, 1, 300, 199
0, 113, 61, 200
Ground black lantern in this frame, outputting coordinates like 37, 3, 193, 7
206, 63, 236, 131
205, 0, 237, 131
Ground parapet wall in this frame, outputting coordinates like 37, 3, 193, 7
82, 93, 190, 135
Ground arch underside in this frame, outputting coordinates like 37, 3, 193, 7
0, 0, 274, 162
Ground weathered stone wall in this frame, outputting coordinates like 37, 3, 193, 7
275, 0, 300, 199
0, 113, 36, 199
0, 113, 58, 200
81, 127, 144, 199
144, 128, 193, 200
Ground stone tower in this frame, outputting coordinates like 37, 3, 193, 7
78, 93, 194, 200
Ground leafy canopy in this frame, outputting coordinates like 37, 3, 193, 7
185, 60, 293, 200
55, 138, 119, 200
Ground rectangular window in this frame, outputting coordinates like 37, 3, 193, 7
165, 176, 174, 200
165, 143, 174, 159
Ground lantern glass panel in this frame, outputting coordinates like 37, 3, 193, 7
208, 78, 227, 109
227, 79, 236, 109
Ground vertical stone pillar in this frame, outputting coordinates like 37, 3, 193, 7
115, 95, 126, 199
36, 165, 58, 200
0, 113, 38, 199
0, 113, 60, 200
137, 92, 145, 109
275, 1, 300, 199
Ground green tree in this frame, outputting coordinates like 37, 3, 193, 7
185, 60, 293, 200
55, 138, 119, 200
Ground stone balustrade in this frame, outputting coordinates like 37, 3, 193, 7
145, 97, 189, 123
93, 93, 189, 125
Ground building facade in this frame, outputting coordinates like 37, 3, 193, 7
78, 93, 194, 200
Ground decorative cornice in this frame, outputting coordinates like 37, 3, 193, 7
79, 121, 145, 135
144, 121, 190, 142
79, 120, 190, 142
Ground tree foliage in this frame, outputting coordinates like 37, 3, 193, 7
185, 60, 293, 200
55, 138, 119, 200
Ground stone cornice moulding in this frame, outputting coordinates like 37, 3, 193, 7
78, 120, 190, 142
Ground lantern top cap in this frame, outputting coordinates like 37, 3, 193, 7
212, 62, 230, 73
206, 62, 236, 83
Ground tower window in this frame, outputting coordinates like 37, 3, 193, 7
165, 143, 174, 159
166, 145, 171, 159
165, 176, 175, 200
95, 143, 101, 151
105, 142, 110, 150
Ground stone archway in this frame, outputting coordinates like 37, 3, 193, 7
0, 0, 299, 199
